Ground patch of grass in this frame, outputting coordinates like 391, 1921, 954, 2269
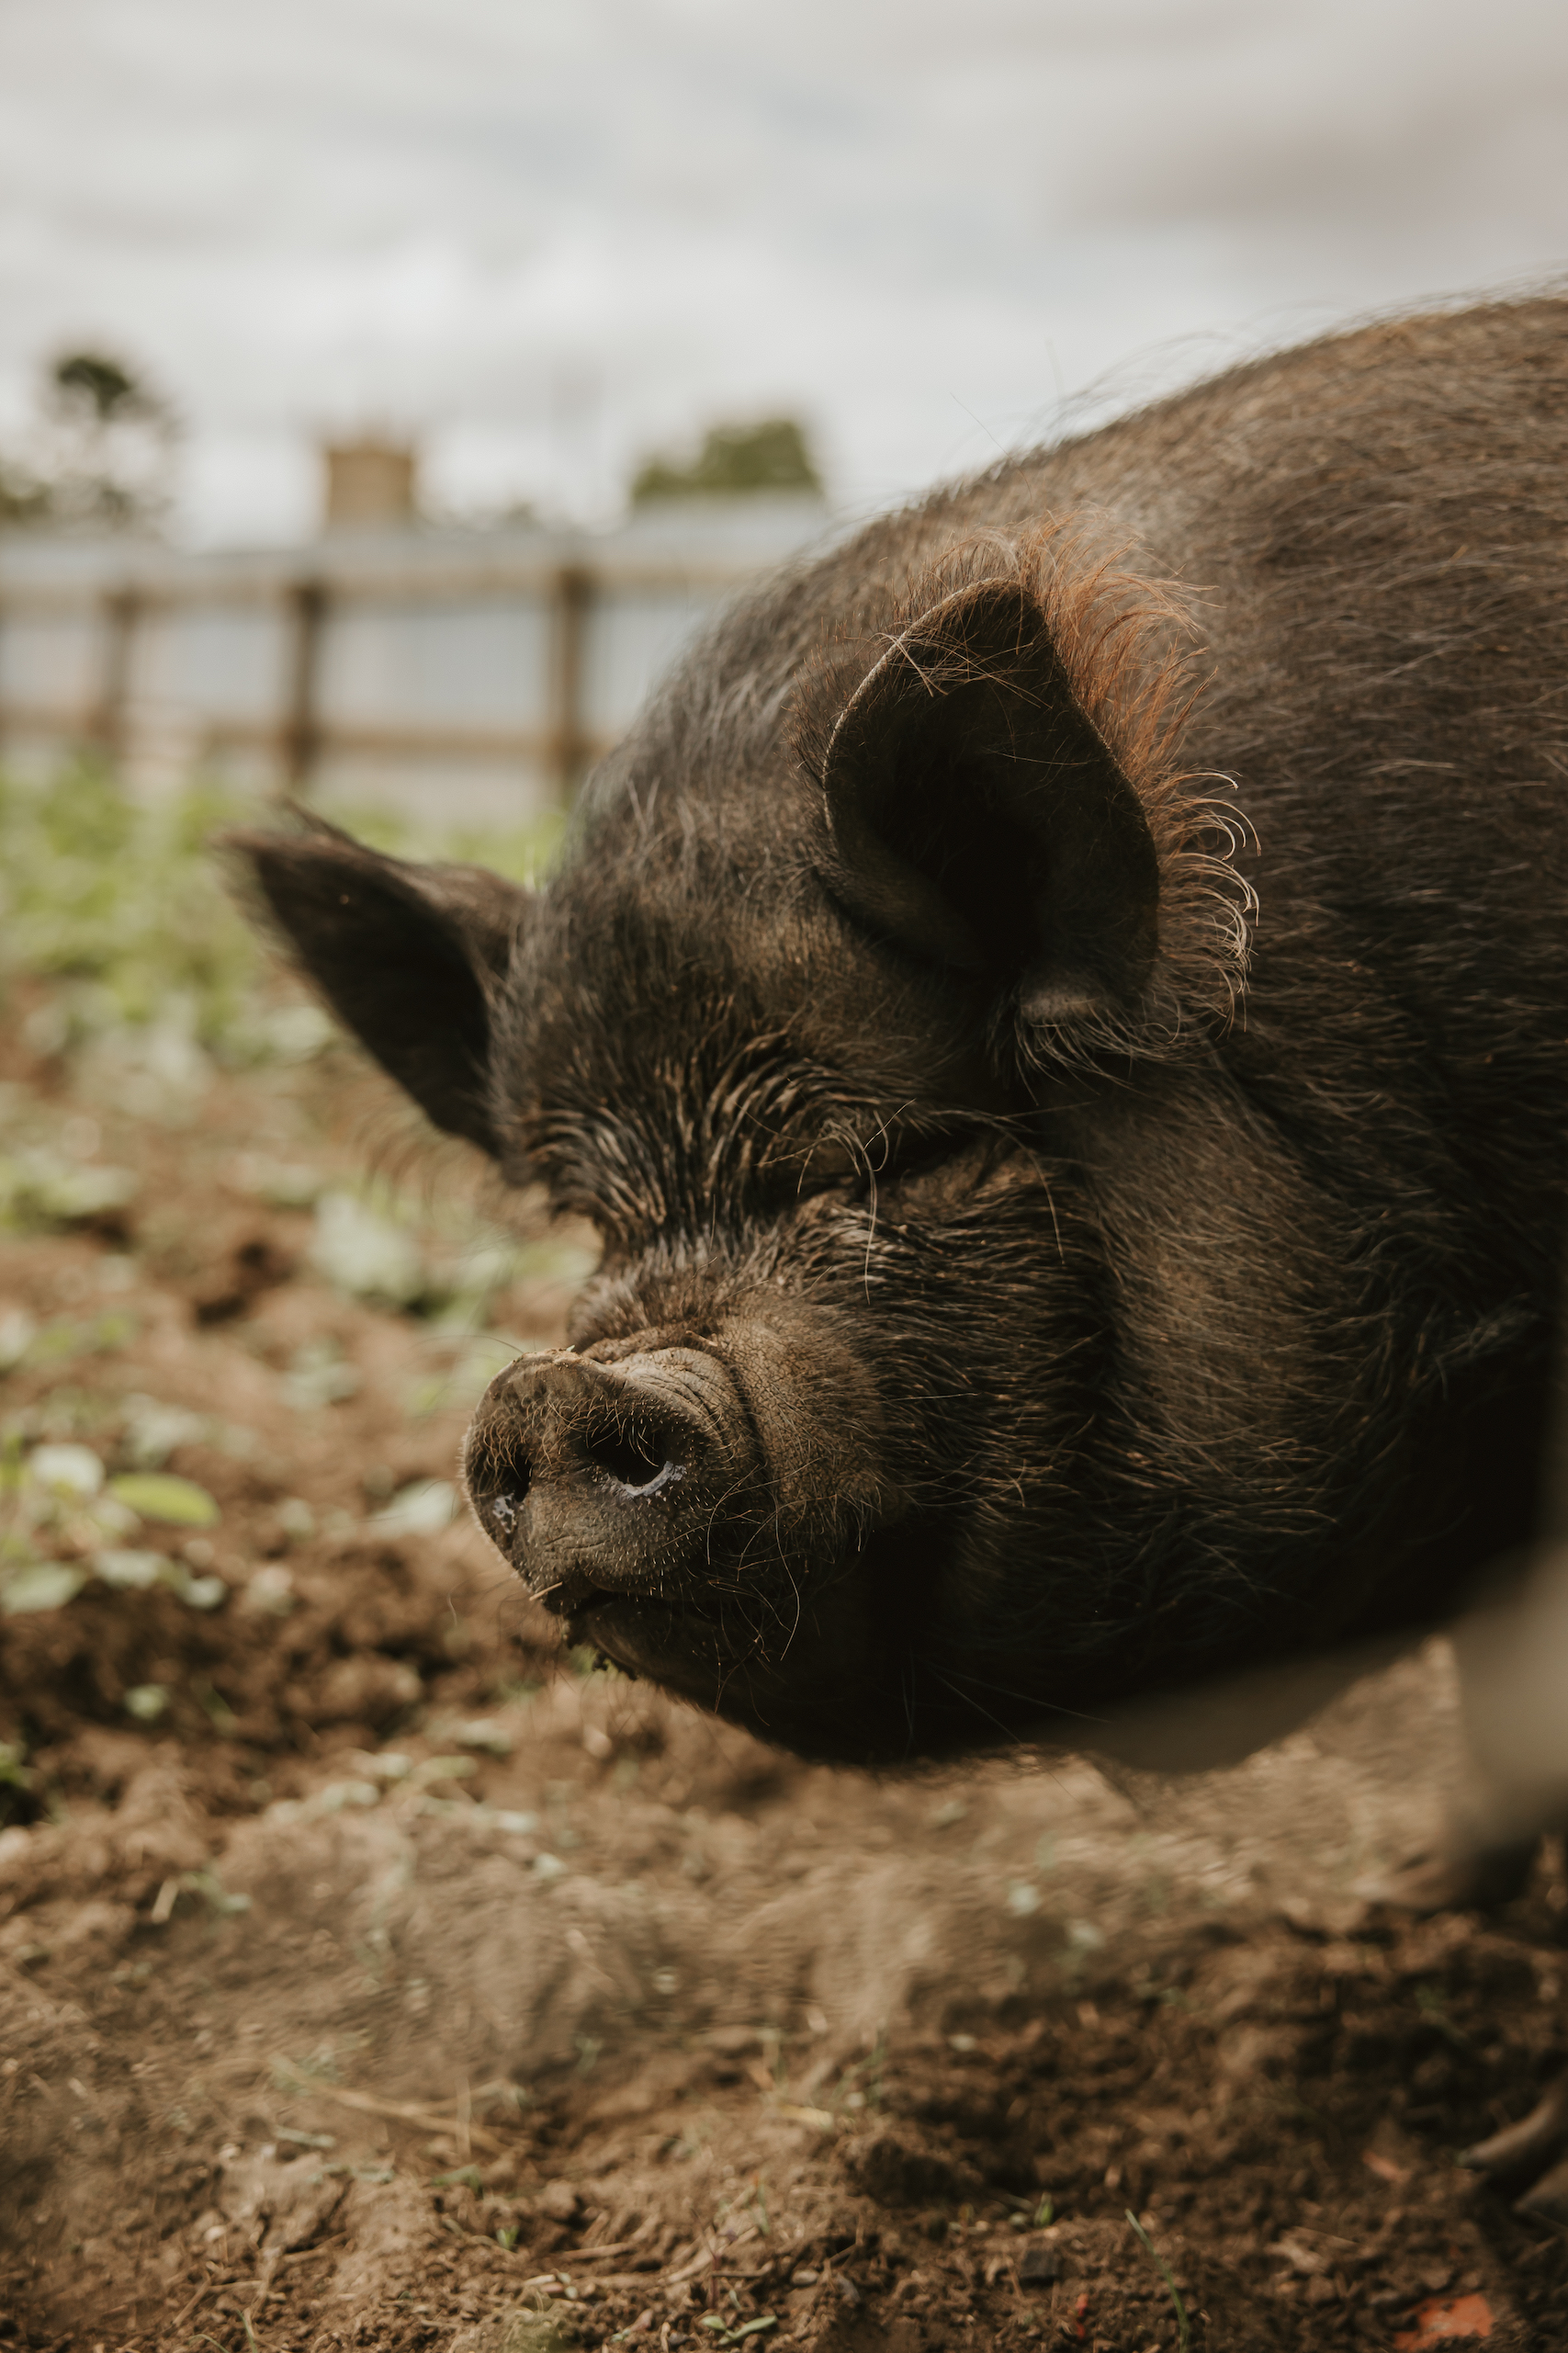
1124, 2209, 1190, 2352
0, 763, 258, 1035
0, 760, 562, 1063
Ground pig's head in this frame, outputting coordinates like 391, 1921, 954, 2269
233, 551, 1258, 1763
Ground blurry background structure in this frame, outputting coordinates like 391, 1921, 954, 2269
1, 0, 1566, 816
0, 440, 827, 820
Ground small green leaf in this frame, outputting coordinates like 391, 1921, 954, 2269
182, 1867, 252, 1917
27, 1442, 105, 1499
93, 1547, 172, 1589
107, 1473, 220, 1526
193, 1678, 239, 1734
1125, 2211, 1190, 2353
369, 1478, 457, 1534
177, 1573, 228, 1611
1, 1560, 88, 1614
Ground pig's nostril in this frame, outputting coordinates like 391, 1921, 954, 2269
591, 1426, 684, 1498
484, 1478, 528, 1537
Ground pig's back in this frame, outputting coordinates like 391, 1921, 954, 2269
802, 300, 1568, 1227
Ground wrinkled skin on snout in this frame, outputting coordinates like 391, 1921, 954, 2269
232, 302, 1568, 1765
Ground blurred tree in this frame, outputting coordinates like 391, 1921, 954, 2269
0, 459, 52, 527
631, 416, 822, 503
0, 348, 179, 532
52, 352, 148, 421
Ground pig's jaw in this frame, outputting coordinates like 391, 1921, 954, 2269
523, 1530, 905, 1759
559, 1584, 908, 1761
540, 1518, 1038, 1766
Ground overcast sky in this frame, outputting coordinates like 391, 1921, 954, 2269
3, 0, 1566, 544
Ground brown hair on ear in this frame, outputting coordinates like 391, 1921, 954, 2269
789, 521, 1254, 1061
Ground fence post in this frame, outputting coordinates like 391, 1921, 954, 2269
549, 564, 594, 797
281, 579, 327, 795
92, 585, 141, 764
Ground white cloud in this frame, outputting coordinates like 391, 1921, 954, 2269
2, 0, 1565, 541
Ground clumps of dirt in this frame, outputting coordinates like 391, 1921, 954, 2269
6, 1631, 1568, 2349
841, 2129, 984, 2212
6, 1808, 1568, 2353
0, 1004, 585, 1807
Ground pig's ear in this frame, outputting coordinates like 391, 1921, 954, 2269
225, 815, 528, 1155
806, 581, 1161, 1029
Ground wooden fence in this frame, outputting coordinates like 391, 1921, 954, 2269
0, 501, 827, 817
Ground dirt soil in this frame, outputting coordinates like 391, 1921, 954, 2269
4, 975, 1568, 2353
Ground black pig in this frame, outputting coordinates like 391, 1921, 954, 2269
236, 298, 1568, 1773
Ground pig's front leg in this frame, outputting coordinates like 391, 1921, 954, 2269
1369, 1552, 1568, 2222
1357, 1829, 1541, 1915
1366, 1546, 1568, 1914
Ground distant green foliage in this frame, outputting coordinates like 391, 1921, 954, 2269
331, 798, 566, 893
0, 461, 54, 528
52, 352, 152, 424
631, 416, 822, 504
1, 348, 178, 532
0, 762, 565, 1058
0, 762, 261, 1044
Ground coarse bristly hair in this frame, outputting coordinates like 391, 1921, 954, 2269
223, 294, 1568, 1774
785, 516, 1258, 1073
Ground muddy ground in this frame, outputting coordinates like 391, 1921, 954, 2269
4, 820, 1568, 2351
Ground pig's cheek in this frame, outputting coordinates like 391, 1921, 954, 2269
713, 1310, 903, 1538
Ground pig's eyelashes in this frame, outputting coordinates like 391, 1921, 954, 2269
834, 1125, 979, 1201
795, 1137, 860, 1186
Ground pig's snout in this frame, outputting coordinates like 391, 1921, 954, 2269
462, 1345, 762, 1615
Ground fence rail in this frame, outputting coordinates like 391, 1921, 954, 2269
0, 501, 827, 816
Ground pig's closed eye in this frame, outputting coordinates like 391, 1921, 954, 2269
794, 1137, 860, 1190
818, 1126, 974, 1202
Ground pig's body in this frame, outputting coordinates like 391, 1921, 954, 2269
240, 298, 1568, 1769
